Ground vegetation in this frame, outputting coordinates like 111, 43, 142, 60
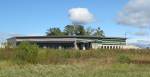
46, 25, 105, 36
0, 43, 150, 64
117, 54, 131, 63
93, 27, 105, 37
15, 42, 39, 64
1, 63, 150, 77
46, 27, 64, 36
64, 25, 86, 35
0, 43, 150, 77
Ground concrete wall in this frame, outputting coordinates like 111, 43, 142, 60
91, 43, 141, 49
91, 43, 124, 49
7, 38, 17, 48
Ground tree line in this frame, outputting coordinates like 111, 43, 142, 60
46, 25, 105, 37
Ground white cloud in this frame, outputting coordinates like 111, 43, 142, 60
127, 37, 150, 48
69, 8, 94, 24
133, 31, 149, 36
117, 0, 150, 28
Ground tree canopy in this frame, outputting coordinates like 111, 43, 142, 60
46, 25, 105, 37
93, 27, 105, 37
46, 28, 64, 36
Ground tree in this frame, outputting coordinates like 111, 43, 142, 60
46, 28, 64, 36
64, 25, 74, 35
93, 27, 105, 37
46, 25, 105, 37
84, 27, 94, 35
64, 25, 85, 35
74, 25, 85, 35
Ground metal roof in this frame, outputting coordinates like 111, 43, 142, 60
15, 38, 95, 43
8, 36, 126, 40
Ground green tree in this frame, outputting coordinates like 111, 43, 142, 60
46, 25, 105, 37
64, 25, 74, 35
85, 27, 94, 35
64, 25, 85, 35
74, 25, 85, 35
93, 27, 105, 37
46, 28, 64, 36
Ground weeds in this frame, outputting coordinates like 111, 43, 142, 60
117, 54, 131, 63
0, 43, 150, 64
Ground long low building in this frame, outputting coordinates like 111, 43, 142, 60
7, 36, 127, 50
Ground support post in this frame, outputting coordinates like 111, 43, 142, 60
74, 40, 78, 50
59, 45, 62, 50
82, 44, 86, 50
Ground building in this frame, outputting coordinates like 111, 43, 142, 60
7, 36, 127, 50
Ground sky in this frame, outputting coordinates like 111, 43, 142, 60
0, 0, 150, 47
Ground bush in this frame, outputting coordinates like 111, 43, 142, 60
15, 42, 39, 64
117, 54, 131, 63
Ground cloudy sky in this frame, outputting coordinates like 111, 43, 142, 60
0, 0, 150, 47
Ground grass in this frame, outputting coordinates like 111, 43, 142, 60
0, 44, 150, 77
1, 62, 150, 77
1, 47, 150, 64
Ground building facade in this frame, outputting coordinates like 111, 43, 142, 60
7, 36, 126, 50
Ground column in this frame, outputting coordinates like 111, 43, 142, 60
82, 44, 86, 50
74, 40, 78, 50
59, 45, 62, 50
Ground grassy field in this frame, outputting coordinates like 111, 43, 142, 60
1, 61, 150, 77
0, 43, 150, 77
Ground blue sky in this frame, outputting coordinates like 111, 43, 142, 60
0, 0, 150, 46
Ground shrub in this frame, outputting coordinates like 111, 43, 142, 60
15, 42, 39, 64
117, 54, 131, 63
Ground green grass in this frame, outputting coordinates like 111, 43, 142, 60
1, 62, 150, 77
1, 47, 150, 64
1, 45, 150, 77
